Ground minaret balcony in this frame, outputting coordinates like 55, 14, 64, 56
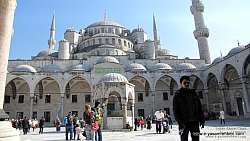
190, 2, 204, 14
193, 27, 209, 39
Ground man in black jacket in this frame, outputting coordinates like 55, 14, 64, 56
173, 76, 205, 141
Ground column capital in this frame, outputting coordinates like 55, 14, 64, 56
0, 0, 17, 12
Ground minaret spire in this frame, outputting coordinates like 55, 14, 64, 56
191, 0, 211, 64
103, 9, 107, 21
153, 14, 159, 57
48, 13, 56, 53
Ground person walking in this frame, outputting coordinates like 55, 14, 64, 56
154, 110, 164, 134
39, 117, 45, 134
139, 117, 144, 130
146, 115, 152, 130
173, 75, 205, 141
54, 117, 61, 132
64, 112, 73, 140
94, 101, 103, 141
83, 104, 95, 141
22, 116, 29, 135
219, 110, 225, 125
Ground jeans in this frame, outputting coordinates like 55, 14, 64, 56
85, 124, 95, 141
65, 125, 73, 140
95, 125, 102, 141
179, 122, 200, 141
156, 121, 162, 133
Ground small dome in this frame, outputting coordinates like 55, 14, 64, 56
212, 57, 223, 64
129, 63, 147, 72
13, 65, 37, 73
42, 64, 63, 73
153, 63, 172, 71
36, 50, 49, 57
87, 20, 124, 28
227, 46, 245, 56
71, 64, 91, 72
97, 56, 119, 64
175, 63, 196, 70
99, 73, 128, 83
92, 33, 119, 37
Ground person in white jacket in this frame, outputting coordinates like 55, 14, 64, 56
219, 110, 225, 125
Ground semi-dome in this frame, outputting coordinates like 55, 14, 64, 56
175, 63, 196, 70
96, 56, 119, 64
227, 46, 245, 56
13, 65, 37, 73
71, 64, 91, 72
99, 73, 128, 83
92, 33, 119, 37
129, 63, 147, 72
42, 64, 63, 73
212, 57, 223, 64
87, 20, 124, 28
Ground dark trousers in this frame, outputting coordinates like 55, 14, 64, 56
179, 122, 200, 141
220, 119, 225, 125
39, 127, 43, 134
95, 125, 102, 141
65, 125, 73, 140
73, 126, 76, 139
156, 121, 162, 133
23, 128, 28, 135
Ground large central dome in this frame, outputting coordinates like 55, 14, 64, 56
87, 20, 124, 28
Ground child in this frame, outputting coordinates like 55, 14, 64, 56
75, 123, 85, 140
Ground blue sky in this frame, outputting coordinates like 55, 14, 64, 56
10, 0, 250, 61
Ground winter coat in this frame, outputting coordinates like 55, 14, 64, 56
173, 88, 205, 126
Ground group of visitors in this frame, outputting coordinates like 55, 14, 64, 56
64, 101, 103, 141
11, 116, 45, 135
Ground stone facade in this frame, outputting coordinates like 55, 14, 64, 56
3, 0, 250, 128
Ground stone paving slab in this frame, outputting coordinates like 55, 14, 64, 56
19, 120, 250, 141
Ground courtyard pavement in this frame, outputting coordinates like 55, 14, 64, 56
19, 119, 250, 141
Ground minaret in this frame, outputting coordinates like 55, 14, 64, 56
48, 14, 56, 53
153, 14, 159, 57
190, 0, 211, 64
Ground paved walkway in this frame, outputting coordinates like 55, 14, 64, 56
19, 120, 250, 141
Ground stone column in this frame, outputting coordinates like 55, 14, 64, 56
30, 96, 34, 119
131, 103, 135, 129
203, 89, 209, 111
240, 77, 250, 113
219, 83, 228, 114
103, 99, 108, 129
61, 96, 64, 120
0, 0, 20, 140
0, 0, 16, 118
151, 90, 156, 115
122, 103, 127, 129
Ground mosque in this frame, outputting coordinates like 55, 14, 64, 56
3, 0, 250, 129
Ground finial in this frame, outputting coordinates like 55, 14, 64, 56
220, 50, 223, 58
103, 9, 107, 21
237, 40, 240, 46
